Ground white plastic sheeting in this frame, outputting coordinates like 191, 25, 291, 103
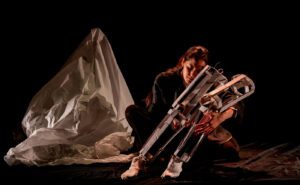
4, 28, 135, 166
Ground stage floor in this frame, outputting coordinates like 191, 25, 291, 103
2, 142, 300, 185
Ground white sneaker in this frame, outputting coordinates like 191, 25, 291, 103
161, 156, 183, 178
121, 156, 144, 180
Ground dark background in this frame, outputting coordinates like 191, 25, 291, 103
1, 3, 299, 164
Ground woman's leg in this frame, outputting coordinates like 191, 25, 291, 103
222, 136, 240, 152
220, 137, 241, 161
125, 105, 155, 150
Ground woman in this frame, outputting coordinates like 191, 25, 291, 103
122, 45, 242, 179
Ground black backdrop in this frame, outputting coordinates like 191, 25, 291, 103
1, 3, 299, 161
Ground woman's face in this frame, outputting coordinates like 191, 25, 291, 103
182, 59, 206, 86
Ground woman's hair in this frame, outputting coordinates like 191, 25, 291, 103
145, 45, 209, 108
166, 45, 209, 74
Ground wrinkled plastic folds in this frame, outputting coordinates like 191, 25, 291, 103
4, 28, 135, 166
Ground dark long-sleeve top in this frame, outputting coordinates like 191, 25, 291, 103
147, 70, 185, 123
147, 70, 244, 126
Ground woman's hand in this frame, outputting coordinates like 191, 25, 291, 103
194, 112, 214, 135
194, 108, 235, 135
171, 119, 181, 130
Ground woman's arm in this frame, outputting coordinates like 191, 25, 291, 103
195, 107, 236, 135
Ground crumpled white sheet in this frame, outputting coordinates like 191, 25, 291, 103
4, 28, 135, 166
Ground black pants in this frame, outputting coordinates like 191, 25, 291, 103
125, 104, 240, 162
125, 105, 156, 150
125, 105, 175, 154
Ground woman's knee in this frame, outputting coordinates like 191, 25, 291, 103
222, 137, 240, 152
125, 105, 138, 120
